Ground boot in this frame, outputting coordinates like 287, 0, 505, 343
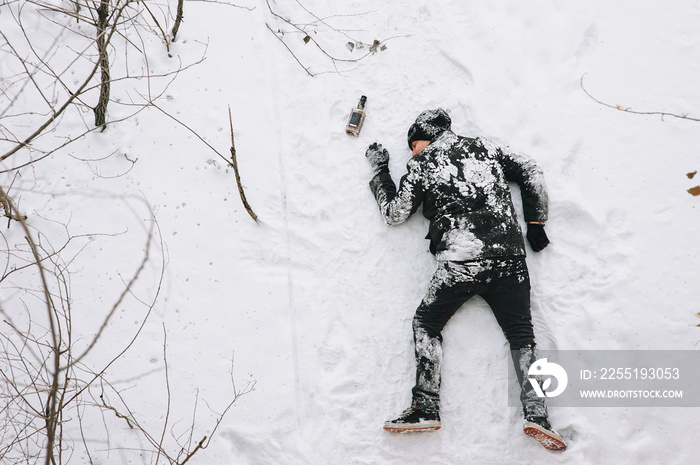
513, 346, 567, 451
523, 414, 567, 451
383, 400, 441, 433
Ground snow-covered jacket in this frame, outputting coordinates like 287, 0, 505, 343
369, 124, 548, 262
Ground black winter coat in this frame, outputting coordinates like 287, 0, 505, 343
369, 130, 548, 261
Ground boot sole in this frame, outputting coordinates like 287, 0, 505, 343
523, 422, 567, 451
383, 421, 441, 433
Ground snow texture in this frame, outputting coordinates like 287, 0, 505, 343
2, 0, 700, 464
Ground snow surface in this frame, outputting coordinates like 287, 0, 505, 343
2, 0, 700, 464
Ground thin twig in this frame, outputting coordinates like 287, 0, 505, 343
229, 106, 259, 222
0, 190, 28, 223
156, 325, 172, 465
151, 103, 229, 164
151, 103, 259, 222
99, 393, 134, 429
70, 223, 153, 366
580, 74, 700, 122
178, 436, 207, 465
263, 0, 385, 76
264, 23, 314, 76
186, 0, 255, 10
140, 0, 171, 54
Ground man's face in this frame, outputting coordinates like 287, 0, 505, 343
411, 140, 431, 156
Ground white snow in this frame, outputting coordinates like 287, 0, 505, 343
2, 0, 700, 464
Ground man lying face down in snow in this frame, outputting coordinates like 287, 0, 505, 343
365, 108, 566, 451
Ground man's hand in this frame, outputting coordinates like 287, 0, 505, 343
365, 142, 390, 175
526, 223, 550, 252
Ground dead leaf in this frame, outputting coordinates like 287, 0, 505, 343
380, 44, 388, 52
688, 186, 700, 196
346, 42, 355, 52
688, 170, 697, 179
303, 35, 311, 44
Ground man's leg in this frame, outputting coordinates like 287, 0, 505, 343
411, 263, 478, 411
480, 260, 566, 450
480, 278, 545, 419
384, 261, 478, 432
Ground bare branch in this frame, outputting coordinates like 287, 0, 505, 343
265, 23, 315, 76
186, 0, 255, 11
156, 324, 172, 465
0, 186, 60, 465
580, 74, 700, 122
150, 103, 259, 222
0, 189, 28, 223
263, 0, 390, 76
0, 2, 255, 462
93, 0, 111, 129
0, 0, 134, 162
172, 0, 185, 41
229, 106, 258, 222
70, 222, 153, 366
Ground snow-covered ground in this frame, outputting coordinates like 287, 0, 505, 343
2, 0, 700, 463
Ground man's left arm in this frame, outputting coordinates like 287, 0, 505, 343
491, 142, 550, 251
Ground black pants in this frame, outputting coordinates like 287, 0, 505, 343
411, 258, 545, 417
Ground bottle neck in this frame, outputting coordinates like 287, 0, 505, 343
358, 96, 367, 109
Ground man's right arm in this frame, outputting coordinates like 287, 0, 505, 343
365, 143, 423, 225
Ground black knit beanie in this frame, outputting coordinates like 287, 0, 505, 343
407, 108, 452, 149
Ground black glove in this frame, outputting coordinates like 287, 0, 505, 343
365, 142, 390, 175
526, 223, 549, 252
